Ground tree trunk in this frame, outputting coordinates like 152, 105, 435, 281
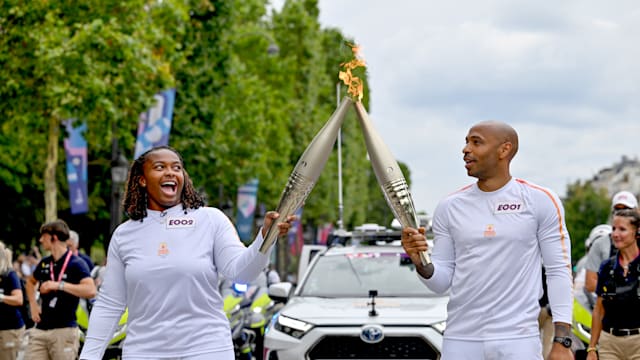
44, 116, 59, 222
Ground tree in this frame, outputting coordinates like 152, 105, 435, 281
0, 0, 384, 254
563, 180, 611, 263
0, 1, 188, 237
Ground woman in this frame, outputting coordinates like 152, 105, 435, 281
587, 209, 640, 359
80, 146, 293, 360
0, 241, 25, 360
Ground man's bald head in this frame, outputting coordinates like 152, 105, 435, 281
472, 120, 519, 161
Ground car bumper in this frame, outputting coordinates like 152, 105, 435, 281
265, 325, 442, 360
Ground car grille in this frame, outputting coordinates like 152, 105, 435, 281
307, 336, 439, 359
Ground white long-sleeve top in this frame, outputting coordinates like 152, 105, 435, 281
422, 178, 573, 340
80, 205, 274, 359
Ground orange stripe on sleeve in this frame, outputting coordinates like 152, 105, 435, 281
516, 179, 572, 271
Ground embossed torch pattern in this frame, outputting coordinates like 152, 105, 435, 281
382, 178, 419, 228
259, 172, 315, 253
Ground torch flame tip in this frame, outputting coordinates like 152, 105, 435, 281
339, 42, 366, 102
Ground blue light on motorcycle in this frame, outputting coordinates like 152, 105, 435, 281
233, 283, 248, 293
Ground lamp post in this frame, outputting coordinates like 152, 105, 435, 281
109, 140, 129, 237
336, 82, 345, 231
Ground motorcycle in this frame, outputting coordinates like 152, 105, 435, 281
224, 285, 254, 360
221, 272, 280, 360
77, 265, 128, 360
572, 264, 593, 360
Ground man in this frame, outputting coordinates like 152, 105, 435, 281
584, 190, 638, 293
401, 121, 573, 360
67, 230, 94, 271
25, 219, 96, 360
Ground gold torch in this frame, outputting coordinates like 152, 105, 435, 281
259, 97, 353, 253
343, 44, 432, 267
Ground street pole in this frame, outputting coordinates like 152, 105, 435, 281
109, 134, 129, 249
336, 83, 345, 231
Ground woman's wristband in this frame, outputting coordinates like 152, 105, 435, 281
586, 347, 598, 353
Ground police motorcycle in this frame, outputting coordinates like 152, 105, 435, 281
221, 271, 278, 360
77, 265, 129, 360
572, 274, 594, 348
223, 282, 256, 360
571, 224, 613, 357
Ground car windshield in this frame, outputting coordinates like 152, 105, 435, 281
298, 251, 440, 297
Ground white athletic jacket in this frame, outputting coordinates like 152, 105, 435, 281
422, 178, 572, 340
80, 205, 274, 359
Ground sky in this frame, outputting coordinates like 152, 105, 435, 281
279, 1, 640, 217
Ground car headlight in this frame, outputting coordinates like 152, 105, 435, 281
432, 321, 446, 335
273, 314, 314, 339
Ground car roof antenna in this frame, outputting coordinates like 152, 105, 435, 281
368, 290, 378, 317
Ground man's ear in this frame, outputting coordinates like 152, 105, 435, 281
499, 142, 513, 160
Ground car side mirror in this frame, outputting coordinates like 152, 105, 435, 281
268, 282, 293, 303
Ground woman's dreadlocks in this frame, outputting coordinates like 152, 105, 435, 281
123, 146, 205, 221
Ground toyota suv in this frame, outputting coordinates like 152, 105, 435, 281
263, 224, 447, 360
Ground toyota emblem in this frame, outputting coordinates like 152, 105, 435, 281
360, 324, 384, 344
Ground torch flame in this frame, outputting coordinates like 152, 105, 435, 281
339, 43, 366, 102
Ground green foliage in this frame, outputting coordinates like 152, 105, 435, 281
0, 0, 189, 247
563, 180, 611, 263
0, 0, 398, 254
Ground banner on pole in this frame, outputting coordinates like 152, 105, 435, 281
64, 120, 89, 214
288, 208, 304, 255
236, 179, 259, 242
316, 223, 334, 245
134, 88, 176, 159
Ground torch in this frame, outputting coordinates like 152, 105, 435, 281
353, 101, 432, 267
339, 43, 431, 267
259, 97, 353, 253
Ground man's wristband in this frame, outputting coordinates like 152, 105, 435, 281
58, 281, 65, 291
586, 347, 598, 353
0, 293, 4, 302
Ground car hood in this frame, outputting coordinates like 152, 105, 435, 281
279, 296, 448, 326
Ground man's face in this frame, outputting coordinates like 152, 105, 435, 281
462, 125, 503, 180
39, 233, 54, 251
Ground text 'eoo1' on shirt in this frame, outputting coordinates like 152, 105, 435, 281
424, 178, 572, 341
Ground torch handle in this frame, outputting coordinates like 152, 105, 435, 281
417, 228, 432, 266
259, 216, 285, 254
419, 251, 431, 266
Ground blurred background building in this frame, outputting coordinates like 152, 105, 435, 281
590, 155, 640, 198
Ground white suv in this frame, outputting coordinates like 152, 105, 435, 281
263, 225, 447, 360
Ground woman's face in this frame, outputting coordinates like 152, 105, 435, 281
611, 215, 638, 251
139, 149, 185, 211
